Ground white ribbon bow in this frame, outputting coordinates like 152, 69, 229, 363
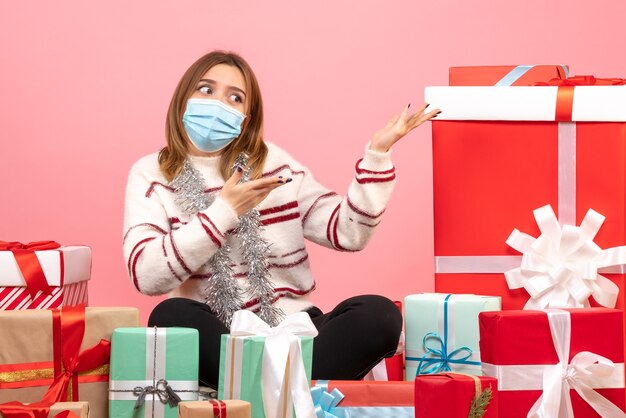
527, 309, 626, 418
505, 205, 626, 309
231, 310, 319, 418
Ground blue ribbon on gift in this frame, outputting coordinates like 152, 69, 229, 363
495, 64, 570, 86
406, 294, 481, 376
311, 384, 346, 418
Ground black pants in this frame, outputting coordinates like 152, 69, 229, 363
148, 295, 402, 389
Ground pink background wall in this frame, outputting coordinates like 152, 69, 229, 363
2, 1, 625, 323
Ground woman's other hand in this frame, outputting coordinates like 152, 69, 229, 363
220, 167, 290, 216
370, 103, 441, 153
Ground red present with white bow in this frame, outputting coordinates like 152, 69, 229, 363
479, 308, 626, 417
0, 242, 90, 310
426, 75, 626, 314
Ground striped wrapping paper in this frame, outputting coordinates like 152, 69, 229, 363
0, 246, 90, 310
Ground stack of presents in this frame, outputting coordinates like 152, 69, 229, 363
2, 64, 626, 417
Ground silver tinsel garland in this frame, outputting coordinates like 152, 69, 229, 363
169, 155, 283, 327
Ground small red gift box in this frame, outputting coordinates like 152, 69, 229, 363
479, 308, 625, 417
414, 373, 498, 418
311, 380, 413, 417
449, 64, 568, 86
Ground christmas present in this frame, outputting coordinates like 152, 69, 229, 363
218, 310, 316, 418
311, 380, 414, 417
178, 400, 250, 418
404, 293, 500, 379
0, 401, 89, 418
0, 242, 90, 310
426, 76, 626, 312
108, 327, 199, 418
449, 64, 568, 86
0, 305, 139, 418
479, 308, 626, 417
414, 373, 497, 418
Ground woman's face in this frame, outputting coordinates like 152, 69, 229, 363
189, 63, 248, 114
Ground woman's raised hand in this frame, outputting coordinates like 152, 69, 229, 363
219, 166, 290, 216
370, 103, 441, 153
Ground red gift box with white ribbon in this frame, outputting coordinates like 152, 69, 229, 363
479, 308, 626, 417
426, 76, 626, 313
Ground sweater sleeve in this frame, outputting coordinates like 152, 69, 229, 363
298, 144, 396, 251
122, 160, 239, 295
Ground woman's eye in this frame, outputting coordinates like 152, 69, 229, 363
229, 94, 243, 103
199, 86, 212, 95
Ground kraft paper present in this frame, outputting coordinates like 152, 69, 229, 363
0, 307, 139, 418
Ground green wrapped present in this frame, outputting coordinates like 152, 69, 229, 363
108, 327, 199, 418
218, 310, 317, 418
405, 293, 501, 379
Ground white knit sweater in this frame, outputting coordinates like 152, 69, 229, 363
123, 142, 396, 316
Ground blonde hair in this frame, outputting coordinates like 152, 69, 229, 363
158, 51, 267, 182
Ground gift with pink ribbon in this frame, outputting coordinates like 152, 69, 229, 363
218, 310, 317, 418
426, 72, 626, 313
479, 308, 626, 417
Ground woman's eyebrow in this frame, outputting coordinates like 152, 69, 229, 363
198, 78, 246, 96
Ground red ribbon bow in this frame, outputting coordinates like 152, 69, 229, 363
40, 305, 111, 404
534, 75, 626, 121
0, 241, 62, 299
0, 402, 78, 418
210, 400, 228, 417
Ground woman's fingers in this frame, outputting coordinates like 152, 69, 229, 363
247, 176, 292, 191
225, 165, 245, 187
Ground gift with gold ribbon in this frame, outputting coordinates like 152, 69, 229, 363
479, 308, 626, 417
0, 401, 88, 418
414, 373, 497, 418
404, 293, 500, 379
0, 242, 90, 310
218, 310, 317, 418
0, 306, 139, 418
178, 400, 251, 418
108, 327, 199, 418
425, 71, 626, 316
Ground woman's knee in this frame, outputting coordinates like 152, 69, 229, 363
345, 295, 403, 350
148, 297, 206, 327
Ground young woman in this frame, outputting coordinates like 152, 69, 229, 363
123, 50, 440, 388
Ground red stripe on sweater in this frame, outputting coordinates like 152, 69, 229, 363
259, 201, 298, 216
333, 208, 359, 252
127, 237, 157, 278
326, 204, 341, 249
123, 223, 167, 243
302, 192, 338, 225
262, 165, 306, 178
169, 232, 192, 274
241, 282, 316, 309
347, 197, 385, 219
166, 261, 184, 282
358, 220, 381, 228
281, 247, 307, 258
161, 236, 167, 257
355, 174, 396, 184
129, 237, 156, 291
200, 220, 222, 248
198, 213, 225, 238
355, 158, 395, 175
146, 182, 175, 197
268, 253, 309, 269
261, 212, 300, 226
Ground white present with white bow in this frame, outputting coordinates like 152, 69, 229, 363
218, 310, 317, 418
